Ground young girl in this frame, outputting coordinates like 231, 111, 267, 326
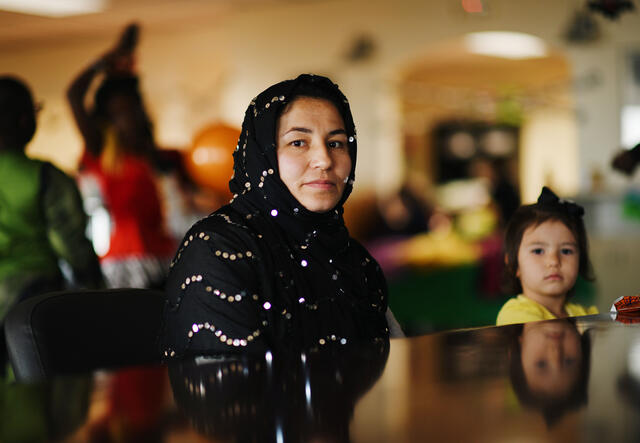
496, 187, 598, 325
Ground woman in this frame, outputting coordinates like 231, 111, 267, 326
162, 74, 401, 357
67, 24, 177, 289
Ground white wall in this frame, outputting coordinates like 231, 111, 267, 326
2, 0, 639, 194
520, 107, 579, 202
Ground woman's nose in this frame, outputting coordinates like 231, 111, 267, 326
309, 144, 331, 169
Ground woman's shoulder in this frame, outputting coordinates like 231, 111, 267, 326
346, 237, 385, 271
163, 205, 269, 358
187, 205, 258, 240
347, 236, 377, 258
171, 205, 264, 264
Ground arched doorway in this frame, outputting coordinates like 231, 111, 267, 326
397, 32, 577, 204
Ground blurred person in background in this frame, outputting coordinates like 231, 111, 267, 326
468, 155, 520, 228
370, 180, 432, 240
67, 25, 181, 441
0, 75, 103, 373
67, 23, 178, 289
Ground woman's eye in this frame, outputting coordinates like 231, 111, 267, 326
291, 140, 306, 147
535, 360, 548, 369
531, 248, 544, 255
561, 248, 575, 255
327, 140, 345, 149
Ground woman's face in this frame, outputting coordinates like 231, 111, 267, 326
276, 97, 352, 213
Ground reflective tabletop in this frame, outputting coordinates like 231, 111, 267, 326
3, 314, 640, 442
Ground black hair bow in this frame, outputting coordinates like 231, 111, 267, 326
537, 186, 585, 217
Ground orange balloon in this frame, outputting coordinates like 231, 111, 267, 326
183, 123, 240, 196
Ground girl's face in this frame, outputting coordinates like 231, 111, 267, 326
276, 97, 352, 213
516, 220, 579, 303
520, 321, 583, 397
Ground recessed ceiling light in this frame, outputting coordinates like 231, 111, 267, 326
0, 0, 105, 17
465, 31, 548, 60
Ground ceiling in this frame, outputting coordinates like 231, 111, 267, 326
0, 0, 287, 48
402, 39, 569, 90
399, 37, 572, 117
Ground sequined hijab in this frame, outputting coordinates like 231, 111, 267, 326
161, 76, 388, 358
227, 74, 388, 347
229, 74, 357, 245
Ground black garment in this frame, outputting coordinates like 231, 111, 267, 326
161, 74, 389, 358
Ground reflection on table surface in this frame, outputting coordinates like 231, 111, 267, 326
3, 314, 640, 442
170, 340, 389, 443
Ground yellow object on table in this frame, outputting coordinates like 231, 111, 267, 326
398, 228, 481, 268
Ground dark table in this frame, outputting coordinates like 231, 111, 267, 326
2, 313, 639, 442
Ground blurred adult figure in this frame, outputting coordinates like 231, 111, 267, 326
0, 76, 103, 371
469, 156, 520, 227
67, 24, 177, 289
370, 181, 432, 240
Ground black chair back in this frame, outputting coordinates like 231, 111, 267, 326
4, 288, 166, 382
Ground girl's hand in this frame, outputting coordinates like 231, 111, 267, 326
97, 23, 139, 75
104, 51, 135, 75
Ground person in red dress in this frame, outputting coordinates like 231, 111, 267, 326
67, 24, 177, 289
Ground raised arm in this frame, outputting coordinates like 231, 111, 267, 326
66, 57, 107, 156
66, 23, 139, 156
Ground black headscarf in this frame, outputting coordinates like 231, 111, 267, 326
161, 74, 388, 357
229, 74, 357, 246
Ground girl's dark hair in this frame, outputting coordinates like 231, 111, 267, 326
508, 321, 592, 427
502, 190, 594, 297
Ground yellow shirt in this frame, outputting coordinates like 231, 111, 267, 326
496, 295, 599, 326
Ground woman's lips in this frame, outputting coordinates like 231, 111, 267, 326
304, 180, 335, 189
545, 274, 562, 280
